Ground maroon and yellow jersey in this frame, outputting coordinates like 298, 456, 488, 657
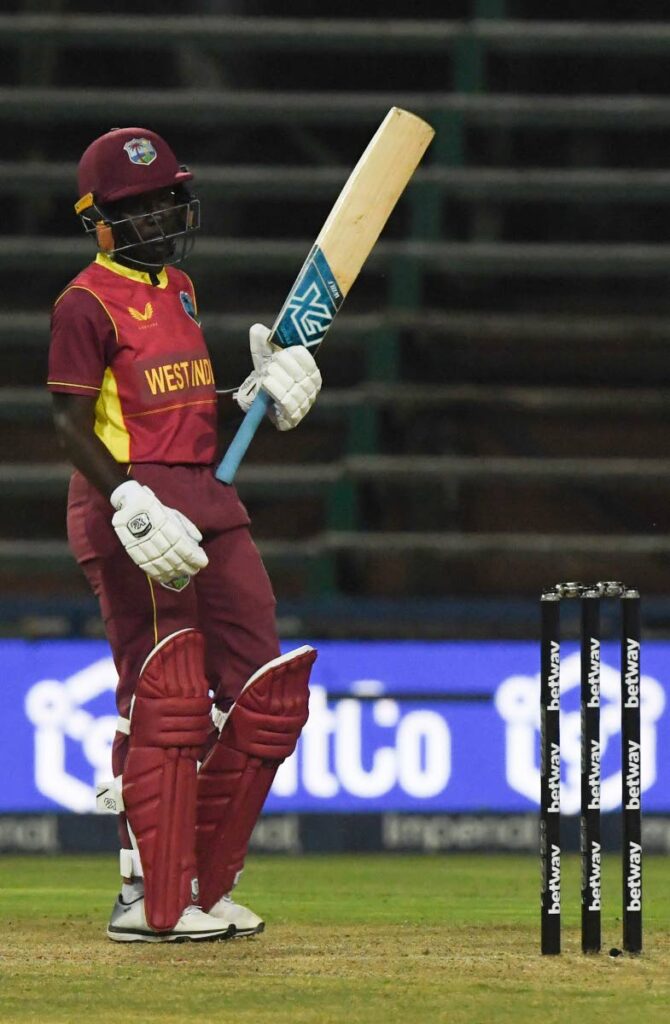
48, 254, 217, 464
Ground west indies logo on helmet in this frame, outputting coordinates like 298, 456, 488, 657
74, 127, 200, 268
123, 137, 157, 166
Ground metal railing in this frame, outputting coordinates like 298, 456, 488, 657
3, 162, 670, 203
2, 89, 670, 129
3, 236, 670, 277
3, 16, 670, 55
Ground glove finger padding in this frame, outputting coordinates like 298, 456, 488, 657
263, 347, 322, 431
170, 508, 203, 545
144, 523, 209, 576
111, 480, 208, 584
248, 322, 274, 372
234, 324, 321, 428
234, 323, 274, 413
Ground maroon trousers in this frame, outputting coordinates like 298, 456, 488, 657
67, 464, 280, 850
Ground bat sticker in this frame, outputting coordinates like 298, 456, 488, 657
273, 245, 343, 349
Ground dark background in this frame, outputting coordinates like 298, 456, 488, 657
2, 0, 670, 640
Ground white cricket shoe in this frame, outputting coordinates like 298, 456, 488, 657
107, 895, 235, 943
207, 894, 265, 936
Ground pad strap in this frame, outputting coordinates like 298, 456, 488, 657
120, 847, 143, 879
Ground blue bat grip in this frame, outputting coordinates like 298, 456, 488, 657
215, 391, 272, 484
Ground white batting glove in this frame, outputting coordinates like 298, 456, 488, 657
110, 480, 208, 585
235, 323, 322, 431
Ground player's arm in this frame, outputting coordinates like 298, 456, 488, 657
51, 393, 208, 584
52, 392, 127, 497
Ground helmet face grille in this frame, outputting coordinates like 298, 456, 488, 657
79, 194, 201, 268
76, 128, 197, 267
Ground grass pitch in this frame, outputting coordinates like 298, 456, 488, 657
1, 853, 670, 1023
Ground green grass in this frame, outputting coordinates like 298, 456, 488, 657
1, 853, 670, 1023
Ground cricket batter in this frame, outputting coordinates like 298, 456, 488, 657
48, 127, 320, 942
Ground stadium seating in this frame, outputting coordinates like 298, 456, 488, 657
3, 6, 670, 636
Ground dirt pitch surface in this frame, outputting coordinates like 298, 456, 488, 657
1, 853, 669, 1023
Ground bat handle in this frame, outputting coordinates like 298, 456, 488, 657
215, 391, 272, 484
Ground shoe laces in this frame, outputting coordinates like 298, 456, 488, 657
182, 905, 204, 918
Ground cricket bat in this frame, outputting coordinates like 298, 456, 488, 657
215, 106, 435, 484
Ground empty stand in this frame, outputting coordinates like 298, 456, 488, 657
2, 5, 670, 637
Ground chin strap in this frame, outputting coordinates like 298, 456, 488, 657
95, 221, 114, 252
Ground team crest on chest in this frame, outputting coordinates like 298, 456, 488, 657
123, 138, 157, 166
179, 290, 201, 325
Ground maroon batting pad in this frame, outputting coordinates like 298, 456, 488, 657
122, 629, 212, 931
196, 645, 316, 910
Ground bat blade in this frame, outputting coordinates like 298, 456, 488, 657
216, 107, 434, 484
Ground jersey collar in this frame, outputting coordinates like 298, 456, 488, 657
95, 253, 169, 289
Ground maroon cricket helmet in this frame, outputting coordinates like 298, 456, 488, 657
77, 127, 193, 207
